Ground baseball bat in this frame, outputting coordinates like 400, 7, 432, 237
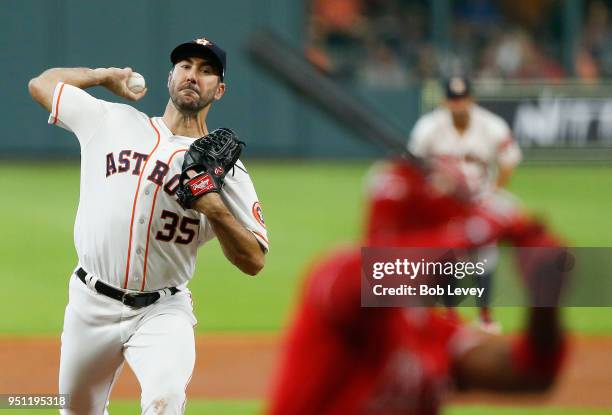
246, 29, 418, 160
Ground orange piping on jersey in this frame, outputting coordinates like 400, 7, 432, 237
123, 118, 161, 289
252, 230, 269, 245
52, 82, 67, 125
141, 148, 187, 291
252, 201, 266, 228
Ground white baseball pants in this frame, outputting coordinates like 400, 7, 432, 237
59, 273, 197, 415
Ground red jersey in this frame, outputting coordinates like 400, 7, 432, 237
268, 159, 560, 414
267, 247, 482, 415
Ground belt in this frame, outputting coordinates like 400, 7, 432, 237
75, 267, 179, 309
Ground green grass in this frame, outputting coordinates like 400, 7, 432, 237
0, 399, 261, 415
109, 399, 262, 415
0, 163, 611, 334
445, 406, 612, 415
508, 166, 612, 247
1, 400, 607, 415
106, 401, 612, 415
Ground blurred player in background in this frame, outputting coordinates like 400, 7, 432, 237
267, 159, 566, 415
407, 76, 522, 332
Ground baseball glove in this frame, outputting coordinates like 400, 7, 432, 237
176, 128, 245, 209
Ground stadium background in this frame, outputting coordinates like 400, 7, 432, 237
1, 0, 611, 414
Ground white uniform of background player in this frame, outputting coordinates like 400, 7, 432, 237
28, 38, 268, 415
408, 76, 521, 331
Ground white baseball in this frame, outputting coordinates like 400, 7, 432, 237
127, 72, 146, 93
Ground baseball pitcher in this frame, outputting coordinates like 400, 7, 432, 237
28, 38, 268, 415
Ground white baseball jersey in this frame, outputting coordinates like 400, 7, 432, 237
408, 104, 521, 196
48, 82, 269, 292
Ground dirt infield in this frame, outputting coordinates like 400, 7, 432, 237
0, 334, 610, 408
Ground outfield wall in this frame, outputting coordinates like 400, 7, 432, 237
1, 0, 419, 159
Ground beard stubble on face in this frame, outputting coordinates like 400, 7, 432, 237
170, 81, 217, 114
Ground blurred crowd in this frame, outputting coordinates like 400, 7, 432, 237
306, 0, 612, 87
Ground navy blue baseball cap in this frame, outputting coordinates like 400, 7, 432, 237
170, 38, 226, 81
444, 76, 471, 99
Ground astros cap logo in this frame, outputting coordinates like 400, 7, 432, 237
449, 77, 466, 95
196, 38, 213, 46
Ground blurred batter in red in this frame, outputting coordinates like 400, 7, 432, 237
267, 160, 566, 415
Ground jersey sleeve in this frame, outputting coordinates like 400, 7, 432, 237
47, 82, 109, 149
408, 114, 433, 158
497, 138, 522, 168
219, 160, 269, 252
488, 113, 522, 168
